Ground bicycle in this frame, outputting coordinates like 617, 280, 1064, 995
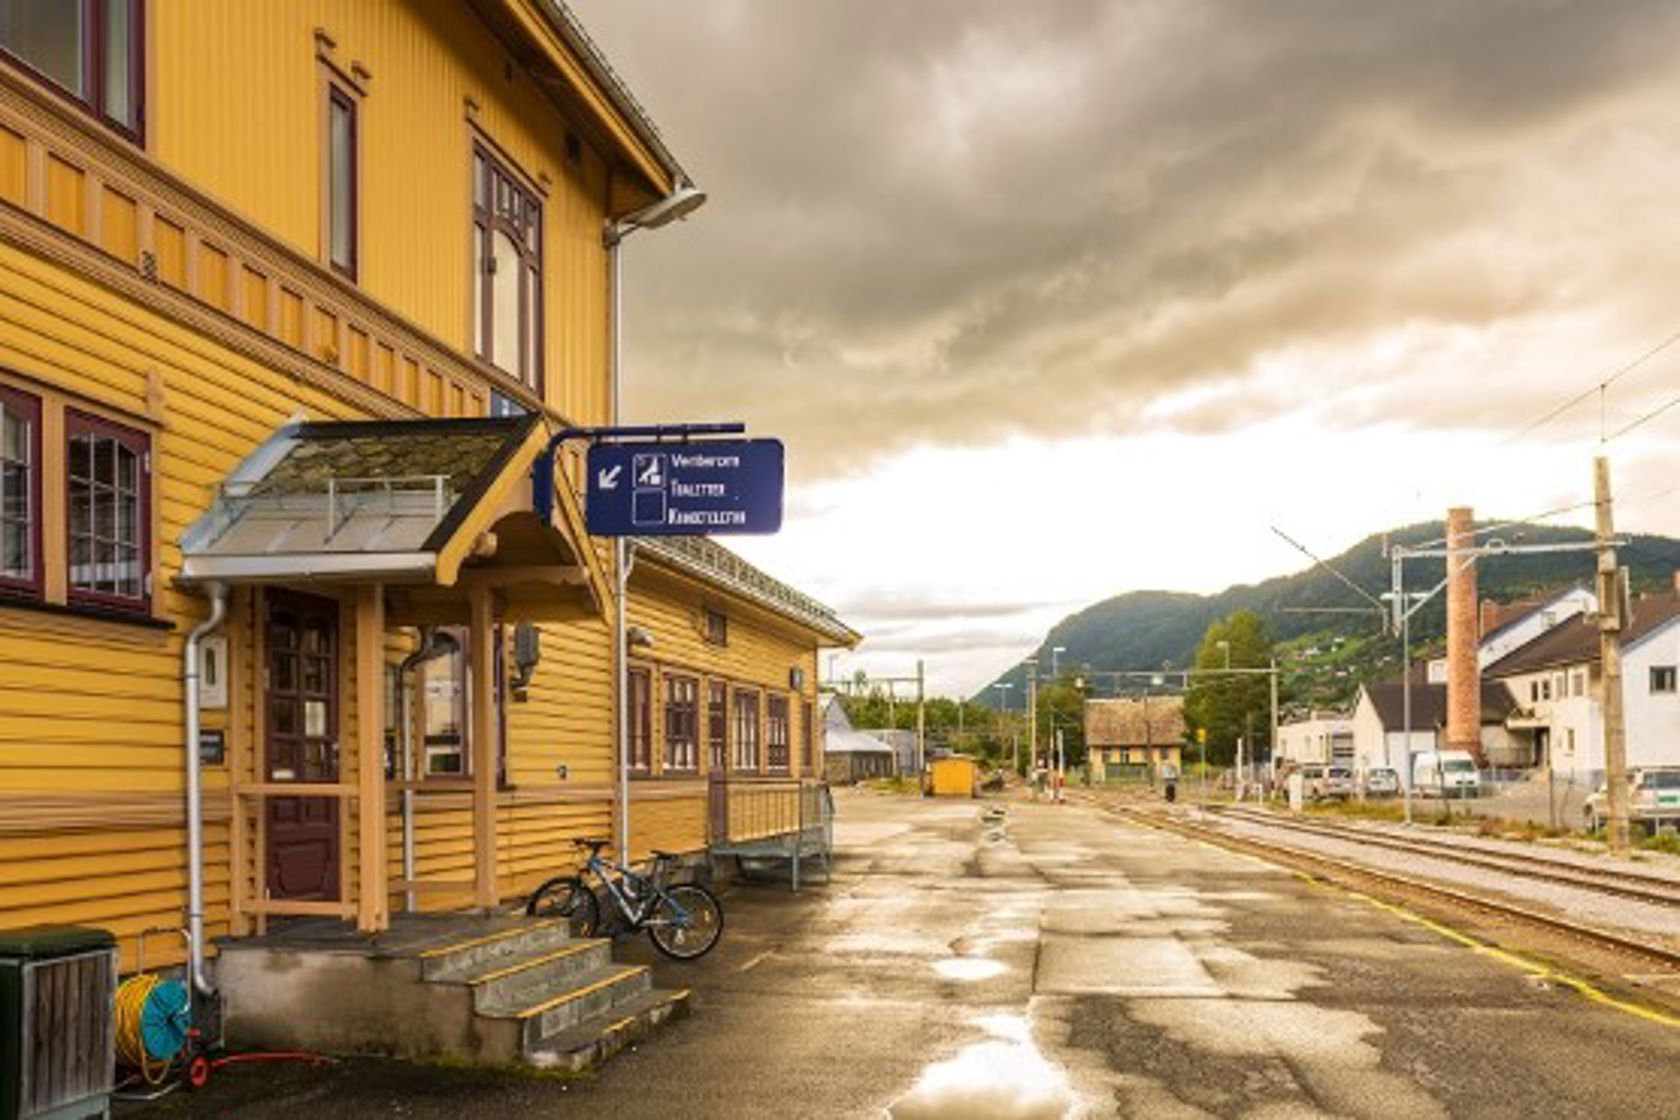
526, 838, 725, 960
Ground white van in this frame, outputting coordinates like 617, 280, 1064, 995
1412, 750, 1481, 798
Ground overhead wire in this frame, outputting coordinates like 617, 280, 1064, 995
1499, 327, 1680, 447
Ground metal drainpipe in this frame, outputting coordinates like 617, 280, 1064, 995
610, 234, 632, 865
184, 582, 228, 998
398, 628, 436, 914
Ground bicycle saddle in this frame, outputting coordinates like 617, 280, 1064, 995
572, 837, 611, 850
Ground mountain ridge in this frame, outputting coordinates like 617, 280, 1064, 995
978, 520, 1680, 705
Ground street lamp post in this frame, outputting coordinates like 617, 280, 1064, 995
604, 184, 706, 864
1025, 656, 1039, 773
991, 682, 1013, 766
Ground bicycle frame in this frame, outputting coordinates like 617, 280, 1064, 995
579, 851, 695, 930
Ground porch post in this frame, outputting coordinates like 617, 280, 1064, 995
470, 585, 499, 910
355, 584, 389, 933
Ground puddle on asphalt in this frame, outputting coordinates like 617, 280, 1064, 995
932, 956, 1008, 982
888, 1013, 1075, 1120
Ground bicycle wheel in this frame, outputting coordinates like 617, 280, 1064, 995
646, 883, 723, 960
526, 877, 600, 937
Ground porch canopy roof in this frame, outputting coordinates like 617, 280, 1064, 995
179, 414, 608, 621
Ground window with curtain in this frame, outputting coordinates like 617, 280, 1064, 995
0, 0, 143, 139
664, 675, 698, 771
733, 689, 759, 771
629, 668, 652, 771
422, 627, 469, 777
66, 410, 148, 611
0, 386, 40, 598
707, 681, 728, 772
767, 695, 789, 772
801, 700, 814, 772
471, 145, 542, 393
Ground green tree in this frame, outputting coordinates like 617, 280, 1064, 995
1182, 610, 1275, 765
1031, 673, 1088, 768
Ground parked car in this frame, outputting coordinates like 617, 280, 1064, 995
1363, 767, 1401, 798
1320, 767, 1355, 800
1297, 764, 1326, 799
1411, 750, 1482, 798
1582, 767, 1680, 834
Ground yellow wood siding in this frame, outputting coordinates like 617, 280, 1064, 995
149, 0, 612, 422
0, 0, 842, 968
0, 242, 621, 966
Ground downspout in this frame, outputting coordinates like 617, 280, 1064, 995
611, 235, 631, 864
398, 627, 453, 912
184, 582, 228, 998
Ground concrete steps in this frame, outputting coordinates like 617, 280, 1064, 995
219, 914, 690, 1070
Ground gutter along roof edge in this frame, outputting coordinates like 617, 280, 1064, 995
633, 537, 860, 646
539, 0, 691, 188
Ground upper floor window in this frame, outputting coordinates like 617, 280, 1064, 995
704, 608, 728, 647
472, 145, 542, 394
1652, 666, 1677, 695
0, 0, 143, 141
325, 85, 357, 279
0, 385, 41, 598
66, 410, 148, 611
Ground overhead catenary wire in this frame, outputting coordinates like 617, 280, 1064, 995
1604, 390, 1680, 444
1500, 327, 1680, 447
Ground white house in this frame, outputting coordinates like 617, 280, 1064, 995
1350, 674, 1519, 774
1274, 713, 1354, 770
1484, 590, 1680, 782
1425, 585, 1596, 683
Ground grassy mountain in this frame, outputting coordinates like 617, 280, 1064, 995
980, 521, 1680, 710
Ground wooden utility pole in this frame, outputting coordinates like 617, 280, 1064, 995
1595, 456, 1631, 854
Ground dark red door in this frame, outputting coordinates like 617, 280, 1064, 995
265, 591, 341, 901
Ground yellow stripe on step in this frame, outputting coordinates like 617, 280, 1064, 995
417, 919, 567, 959
465, 940, 604, 986
516, 966, 650, 1019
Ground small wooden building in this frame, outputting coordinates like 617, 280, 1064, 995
1086, 696, 1186, 782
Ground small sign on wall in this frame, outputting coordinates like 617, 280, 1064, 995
198, 729, 226, 767
198, 635, 229, 710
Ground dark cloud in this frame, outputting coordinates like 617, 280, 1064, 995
572, 0, 1680, 480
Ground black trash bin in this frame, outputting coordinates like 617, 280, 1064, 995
0, 926, 117, 1120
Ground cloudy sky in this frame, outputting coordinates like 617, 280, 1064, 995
568, 0, 1680, 695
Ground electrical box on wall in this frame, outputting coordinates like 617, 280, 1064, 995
198, 635, 228, 710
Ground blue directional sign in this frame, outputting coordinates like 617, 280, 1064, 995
586, 439, 784, 536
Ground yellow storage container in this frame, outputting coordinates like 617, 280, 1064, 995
928, 756, 979, 798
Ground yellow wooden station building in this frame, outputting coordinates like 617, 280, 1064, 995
0, 0, 857, 993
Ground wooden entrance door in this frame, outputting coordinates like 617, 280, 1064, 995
264, 591, 341, 901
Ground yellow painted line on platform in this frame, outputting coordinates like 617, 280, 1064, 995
1296, 872, 1680, 1030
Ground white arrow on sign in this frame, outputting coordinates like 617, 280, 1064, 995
597, 465, 623, 490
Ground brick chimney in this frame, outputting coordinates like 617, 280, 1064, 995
1445, 507, 1483, 763
1479, 599, 1502, 639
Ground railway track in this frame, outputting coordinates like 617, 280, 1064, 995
1203, 804, 1680, 910
1115, 806, 1680, 972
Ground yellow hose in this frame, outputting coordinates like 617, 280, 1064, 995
115, 973, 174, 1086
